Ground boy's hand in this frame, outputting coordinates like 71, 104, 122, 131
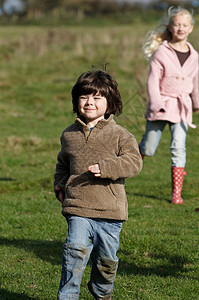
88, 164, 101, 177
55, 186, 64, 203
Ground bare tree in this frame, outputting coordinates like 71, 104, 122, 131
0, 0, 7, 15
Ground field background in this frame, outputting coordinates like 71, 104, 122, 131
0, 11, 199, 300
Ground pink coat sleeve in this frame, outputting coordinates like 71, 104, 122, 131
147, 53, 165, 113
191, 60, 199, 110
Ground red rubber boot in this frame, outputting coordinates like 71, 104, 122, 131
171, 167, 185, 204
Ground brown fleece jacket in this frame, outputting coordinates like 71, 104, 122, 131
54, 115, 142, 220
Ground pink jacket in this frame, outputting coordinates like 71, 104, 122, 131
146, 40, 199, 128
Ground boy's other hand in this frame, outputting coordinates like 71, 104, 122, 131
55, 186, 64, 203
88, 164, 101, 177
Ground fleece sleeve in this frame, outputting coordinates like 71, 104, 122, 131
53, 138, 70, 198
98, 131, 143, 181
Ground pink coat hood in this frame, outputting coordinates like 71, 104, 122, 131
146, 41, 199, 128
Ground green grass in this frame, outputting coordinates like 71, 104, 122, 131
0, 16, 199, 299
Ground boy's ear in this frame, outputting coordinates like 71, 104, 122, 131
105, 104, 111, 115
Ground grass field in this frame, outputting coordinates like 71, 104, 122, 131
0, 15, 199, 300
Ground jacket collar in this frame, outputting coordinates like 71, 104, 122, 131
75, 114, 115, 131
162, 40, 194, 54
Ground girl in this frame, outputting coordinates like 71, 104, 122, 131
139, 7, 199, 204
54, 69, 142, 299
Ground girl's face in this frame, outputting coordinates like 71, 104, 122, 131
168, 13, 193, 43
78, 92, 108, 126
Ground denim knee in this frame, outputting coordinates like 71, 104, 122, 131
143, 147, 156, 156
96, 256, 118, 283
58, 243, 91, 299
88, 256, 118, 298
140, 142, 156, 156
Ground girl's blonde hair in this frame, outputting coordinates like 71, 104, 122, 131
142, 6, 194, 60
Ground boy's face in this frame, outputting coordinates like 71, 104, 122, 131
78, 92, 108, 126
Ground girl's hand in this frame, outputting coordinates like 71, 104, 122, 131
88, 164, 101, 177
55, 186, 64, 203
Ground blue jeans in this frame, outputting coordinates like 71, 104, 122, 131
57, 216, 123, 300
139, 120, 188, 167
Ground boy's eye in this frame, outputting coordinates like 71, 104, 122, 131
94, 94, 104, 99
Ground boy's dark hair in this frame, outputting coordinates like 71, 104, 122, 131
72, 70, 123, 117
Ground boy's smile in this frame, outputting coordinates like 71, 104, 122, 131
78, 92, 108, 127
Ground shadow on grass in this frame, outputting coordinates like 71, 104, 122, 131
0, 177, 16, 181
0, 288, 38, 300
1, 238, 193, 279
118, 251, 192, 278
129, 192, 170, 203
0, 237, 63, 265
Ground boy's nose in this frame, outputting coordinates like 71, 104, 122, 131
86, 96, 94, 105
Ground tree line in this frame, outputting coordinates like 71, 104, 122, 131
0, 0, 195, 19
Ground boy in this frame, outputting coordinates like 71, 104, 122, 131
54, 69, 142, 299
